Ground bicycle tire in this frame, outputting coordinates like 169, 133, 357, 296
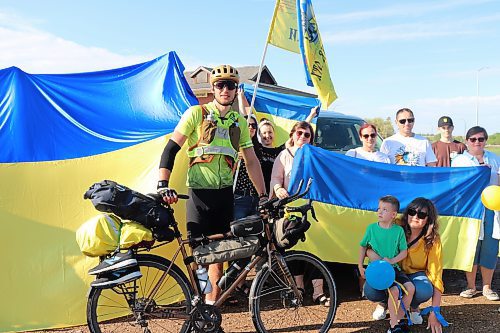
249, 250, 337, 333
87, 254, 193, 333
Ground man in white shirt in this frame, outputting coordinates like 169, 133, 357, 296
381, 108, 437, 167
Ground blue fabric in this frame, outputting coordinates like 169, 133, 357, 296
421, 306, 449, 326
233, 194, 258, 220
290, 145, 491, 219
241, 83, 320, 124
297, 0, 314, 87
0, 52, 198, 162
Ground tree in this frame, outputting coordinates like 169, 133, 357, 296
365, 117, 394, 139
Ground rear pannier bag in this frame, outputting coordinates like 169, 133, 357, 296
76, 213, 154, 257
83, 180, 175, 241
230, 215, 264, 237
192, 236, 260, 265
274, 215, 311, 250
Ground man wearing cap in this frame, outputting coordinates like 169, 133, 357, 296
432, 116, 466, 167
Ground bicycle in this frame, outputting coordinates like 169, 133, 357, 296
86, 178, 337, 332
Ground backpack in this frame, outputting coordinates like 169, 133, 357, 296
273, 215, 311, 250
83, 180, 175, 242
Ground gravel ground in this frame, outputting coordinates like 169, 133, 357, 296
30, 263, 500, 333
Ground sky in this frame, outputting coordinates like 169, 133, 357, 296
1, 0, 499, 136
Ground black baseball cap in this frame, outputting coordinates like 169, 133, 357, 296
438, 116, 454, 127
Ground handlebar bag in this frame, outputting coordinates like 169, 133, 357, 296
230, 215, 264, 237
193, 236, 260, 265
273, 215, 311, 250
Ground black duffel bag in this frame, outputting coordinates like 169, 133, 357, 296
83, 180, 175, 242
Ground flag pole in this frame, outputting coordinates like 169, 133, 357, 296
234, 0, 280, 194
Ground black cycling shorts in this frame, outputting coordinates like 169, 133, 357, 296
186, 186, 234, 239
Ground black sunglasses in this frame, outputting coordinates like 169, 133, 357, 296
398, 118, 415, 124
248, 123, 257, 129
408, 208, 428, 219
295, 130, 311, 138
362, 133, 377, 139
468, 137, 486, 143
214, 80, 237, 91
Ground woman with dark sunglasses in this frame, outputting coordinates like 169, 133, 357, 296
346, 123, 390, 163
380, 108, 437, 166
452, 126, 500, 301
367, 198, 445, 332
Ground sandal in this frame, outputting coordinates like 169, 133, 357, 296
313, 293, 330, 307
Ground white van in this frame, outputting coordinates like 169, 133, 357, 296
314, 111, 382, 153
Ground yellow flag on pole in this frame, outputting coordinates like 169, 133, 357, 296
298, 0, 337, 107
267, 0, 300, 53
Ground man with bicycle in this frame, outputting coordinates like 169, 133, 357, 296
157, 64, 267, 304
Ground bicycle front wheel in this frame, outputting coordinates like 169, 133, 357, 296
87, 254, 193, 333
250, 250, 337, 333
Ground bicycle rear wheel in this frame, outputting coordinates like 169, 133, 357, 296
87, 254, 193, 333
250, 250, 337, 333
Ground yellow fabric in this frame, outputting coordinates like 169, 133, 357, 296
120, 221, 154, 249
300, 1, 337, 108
177, 102, 252, 189
400, 237, 444, 293
292, 202, 480, 272
267, 0, 300, 53
0, 135, 190, 331
76, 214, 122, 257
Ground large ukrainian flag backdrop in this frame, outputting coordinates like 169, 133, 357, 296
289, 145, 490, 271
0, 52, 200, 331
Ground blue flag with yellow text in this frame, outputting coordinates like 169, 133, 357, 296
289, 145, 490, 270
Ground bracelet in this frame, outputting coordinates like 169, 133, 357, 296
421, 306, 449, 327
258, 193, 268, 199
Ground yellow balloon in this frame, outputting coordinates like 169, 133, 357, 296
481, 185, 500, 211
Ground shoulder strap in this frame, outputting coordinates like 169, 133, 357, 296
408, 230, 425, 248
187, 105, 209, 152
286, 148, 295, 158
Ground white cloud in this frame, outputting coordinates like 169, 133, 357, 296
0, 11, 151, 73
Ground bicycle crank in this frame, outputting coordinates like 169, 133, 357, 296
190, 304, 222, 333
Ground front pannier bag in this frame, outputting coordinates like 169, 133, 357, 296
273, 215, 311, 250
192, 236, 260, 265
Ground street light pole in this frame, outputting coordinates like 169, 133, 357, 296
476, 66, 489, 126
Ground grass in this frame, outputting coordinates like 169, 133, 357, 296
486, 145, 500, 155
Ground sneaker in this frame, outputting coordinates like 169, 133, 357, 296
409, 311, 423, 325
459, 288, 477, 298
88, 251, 137, 275
91, 266, 142, 288
373, 303, 387, 320
387, 324, 405, 333
483, 289, 500, 301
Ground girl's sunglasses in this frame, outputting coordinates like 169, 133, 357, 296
295, 130, 311, 138
468, 137, 486, 143
362, 133, 377, 139
213, 80, 237, 91
248, 123, 257, 129
408, 208, 428, 219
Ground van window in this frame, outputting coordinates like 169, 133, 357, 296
314, 118, 382, 153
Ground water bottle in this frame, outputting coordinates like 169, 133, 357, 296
196, 266, 212, 294
217, 258, 250, 290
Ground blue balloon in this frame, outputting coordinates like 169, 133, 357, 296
365, 260, 395, 290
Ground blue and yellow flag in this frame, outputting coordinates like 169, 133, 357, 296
0, 52, 197, 331
297, 0, 337, 108
289, 145, 490, 271
267, 0, 300, 53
